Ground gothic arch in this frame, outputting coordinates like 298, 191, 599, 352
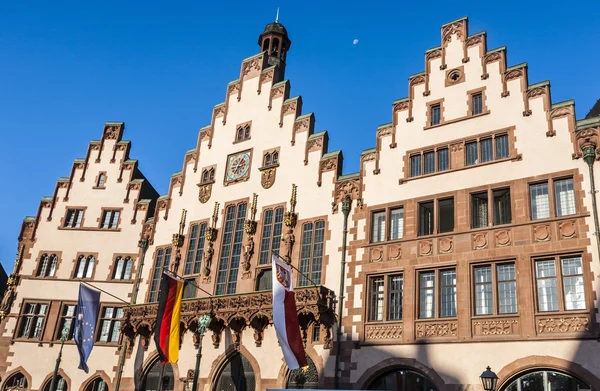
496, 355, 600, 390
355, 357, 446, 390
276, 346, 324, 389
2, 367, 32, 391
206, 345, 261, 391
38, 369, 71, 391
140, 350, 181, 391
78, 371, 112, 391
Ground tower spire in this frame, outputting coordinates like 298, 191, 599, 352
275, 7, 279, 23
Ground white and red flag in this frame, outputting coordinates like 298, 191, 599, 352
272, 253, 308, 370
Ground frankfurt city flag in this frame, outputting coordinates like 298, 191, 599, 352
154, 271, 184, 363
74, 284, 101, 373
272, 254, 307, 370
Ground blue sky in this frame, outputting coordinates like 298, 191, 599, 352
1, 1, 599, 270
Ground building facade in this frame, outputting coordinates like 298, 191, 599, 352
1, 16, 600, 391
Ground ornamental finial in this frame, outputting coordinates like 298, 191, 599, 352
212, 202, 220, 228
290, 184, 297, 213
179, 209, 187, 236
13, 245, 24, 275
250, 193, 258, 221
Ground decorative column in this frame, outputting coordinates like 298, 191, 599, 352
202, 202, 219, 283
191, 314, 212, 391
0, 245, 24, 322
170, 209, 187, 274
242, 193, 258, 279
281, 184, 298, 263
334, 196, 351, 390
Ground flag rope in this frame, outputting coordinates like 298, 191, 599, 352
163, 270, 214, 297
271, 250, 320, 288
78, 280, 129, 304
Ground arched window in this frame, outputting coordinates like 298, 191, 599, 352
84, 377, 107, 391
209, 168, 215, 181
272, 151, 279, 165
264, 153, 271, 166
286, 355, 318, 389
75, 255, 95, 279
502, 369, 590, 391
262, 38, 270, 52
97, 173, 106, 188
237, 128, 244, 141
298, 221, 325, 286
142, 360, 174, 391
37, 253, 58, 277
367, 368, 438, 391
184, 223, 207, 276
3, 372, 27, 391
41, 375, 67, 391
149, 248, 172, 302
215, 352, 256, 391
272, 38, 280, 55
113, 256, 133, 280
244, 125, 250, 139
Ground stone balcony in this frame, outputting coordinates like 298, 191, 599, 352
121, 285, 336, 351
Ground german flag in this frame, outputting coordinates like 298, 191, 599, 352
153, 272, 184, 363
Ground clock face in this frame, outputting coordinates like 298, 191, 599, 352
225, 151, 251, 183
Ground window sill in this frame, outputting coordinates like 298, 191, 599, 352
471, 313, 519, 320
364, 320, 403, 325
92, 186, 106, 190
400, 155, 519, 185
259, 163, 280, 171
58, 227, 121, 232
232, 138, 251, 145
414, 317, 458, 322
423, 111, 491, 130
534, 309, 589, 316
94, 341, 121, 347
197, 180, 215, 187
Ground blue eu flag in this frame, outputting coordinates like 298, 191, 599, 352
74, 284, 100, 373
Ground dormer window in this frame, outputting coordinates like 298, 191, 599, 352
201, 167, 216, 184
263, 149, 280, 167
235, 124, 251, 142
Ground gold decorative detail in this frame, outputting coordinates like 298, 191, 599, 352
202, 203, 219, 282
170, 209, 187, 274
537, 316, 589, 333
261, 167, 276, 189
415, 322, 457, 338
473, 319, 518, 336
198, 184, 212, 204
559, 221, 577, 239
419, 240, 433, 256
473, 233, 488, 250
241, 194, 258, 279
365, 324, 403, 340
533, 225, 551, 242
495, 230, 511, 247
438, 237, 453, 253
389, 245, 401, 260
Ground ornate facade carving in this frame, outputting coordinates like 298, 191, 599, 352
426, 49, 442, 60
365, 324, 403, 340
527, 87, 546, 99
465, 35, 482, 47
495, 229, 511, 247
418, 240, 433, 256
558, 221, 577, 239
242, 56, 262, 76
241, 194, 258, 279
484, 52, 502, 64
409, 75, 426, 86
537, 316, 589, 333
377, 125, 393, 138
505, 69, 523, 82
333, 177, 361, 205
198, 184, 212, 204
438, 237, 453, 253
103, 124, 122, 140
533, 224, 551, 242
473, 233, 488, 250
202, 203, 220, 283
370, 247, 383, 262
388, 245, 401, 260
473, 319, 518, 336
442, 20, 466, 43
260, 167, 276, 189
415, 321, 458, 338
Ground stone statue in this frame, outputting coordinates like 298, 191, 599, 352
242, 236, 254, 271
170, 249, 181, 274
281, 229, 295, 262
0, 285, 15, 314
202, 244, 214, 276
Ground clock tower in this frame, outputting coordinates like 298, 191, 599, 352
258, 14, 291, 79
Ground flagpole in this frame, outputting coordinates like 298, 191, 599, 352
271, 250, 320, 287
157, 363, 166, 391
49, 329, 68, 391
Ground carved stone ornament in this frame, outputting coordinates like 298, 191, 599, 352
484, 52, 502, 64
505, 69, 523, 82
198, 184, 212, 204
495, 230, 511, 247
228, 82, 240, 96
293, 116, 311, 134
473, 319, 518, 336
242, 56, 262, 76
533, 225, 551, 242
103, 124, 121, 140
576, 127, 600, 160
260, 68, 274, 85
527, 87, 546, 99
261, 167, 276, 189
366, 324, 403, 340
550, 106, 572, 120
450, 143, 463, 152
442, 20, 465, 44
438, 237, 453, 254
281, 100, 297, 116
537, 316, 589, 334
473, 233, 488, 250
270, 84, 285, 100
426, 49, 442, 60
377, 125, 393, 138
241, 236, 254, 279
389, 245, 401, 260
419, 240, 433, 256
559, 221, 577, 239
415, 322, 457, 338
465, 35, 482, 47
306, 137, 323, 151
334, 178, 361, 204
410, 75, 426, 86
90, 143, 101, 151
320, 158, 337, 173
199, 128, 211, 143
370, 247, 383, 262
157, 198, 169, 211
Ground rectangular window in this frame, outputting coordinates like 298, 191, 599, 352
259, 207, 285, 265
418, 201, 434, 236
410, 155, 422, 177
474, 266, 493, 315
466, 142, 478, 166
17, 303, 48, 339
419, 271, 435, 319
216, 203, 247, 295
530, 183, 550, 220
57, 304, 77, 340
390, 208, 404, 240
437, 198, 454, 233
495, 135, 509, 159
472, 93, 483, 115
184, 223, 207, 275
493, 188, 511, 225
480, 138, 493, 163
183, 279, 196, 299
298, 220, 325, 286
471, 192, 489, 228
497, 264, 518, 314
388, 275, 403, 321
149, 248, 172, 302
424, 151, 435, 174
98, 307, 123, 343
101, 210, 120, 229
64, 209, 84, 228
255, 269, 272, 292
561, 256, 585, 310
554, 178, 576, 216
371, 211, 386, 243
440, 269, 457, 317
437, 148, 449, 171
431, 104, 441, 126
535, 260, 559, 312
369, 277, 385, 321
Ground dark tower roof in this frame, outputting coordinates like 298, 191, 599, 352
258, 21, 292, 48
585, 99, 600, 119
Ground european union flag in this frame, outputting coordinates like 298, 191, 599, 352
74, 284, 100, 373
